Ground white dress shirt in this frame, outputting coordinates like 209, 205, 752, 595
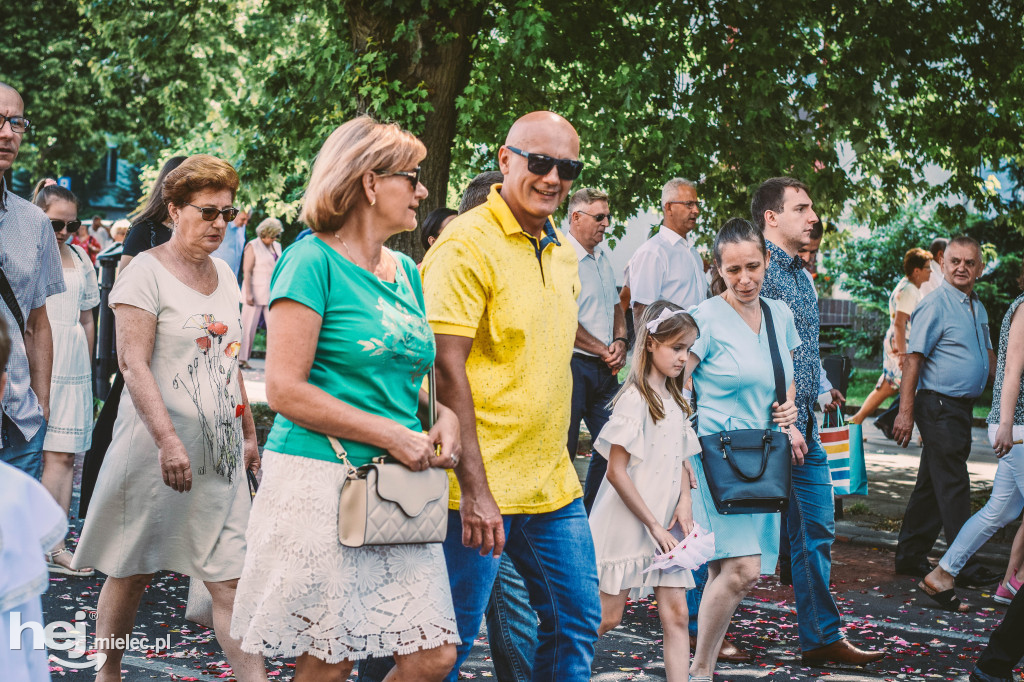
918, 260, 944, 298
628, 227, 707, 309
567, 231, 618, 356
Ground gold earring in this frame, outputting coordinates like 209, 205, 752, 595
371, 197, 376, 207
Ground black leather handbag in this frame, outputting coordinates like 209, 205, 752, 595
697, 299, 792, 515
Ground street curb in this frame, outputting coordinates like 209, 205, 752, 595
834, 520, 1012, 567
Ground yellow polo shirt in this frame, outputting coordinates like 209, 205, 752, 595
423, 186, 582, 514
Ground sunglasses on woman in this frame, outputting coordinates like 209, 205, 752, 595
506, 146, 584, 180
52, 219, 82, 232
375, 166, 420, 188
186, 203, 240, 222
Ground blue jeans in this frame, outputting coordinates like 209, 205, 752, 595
485, 555, 538, 682
568, 355, 619, 514
787, 435, 843, 650
1, 415, 45, 480
445, 499, 600, 682
685, 562, 708, 638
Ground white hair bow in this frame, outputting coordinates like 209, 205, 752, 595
645, 308, 687, 334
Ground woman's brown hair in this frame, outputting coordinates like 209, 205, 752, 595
162, 154, 239, 209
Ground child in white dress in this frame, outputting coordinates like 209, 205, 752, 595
590, 301, 703, 682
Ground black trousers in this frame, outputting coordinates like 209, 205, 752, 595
567, 354, 620, 514
895, 390, 978, 566
976, 587, 1024, 677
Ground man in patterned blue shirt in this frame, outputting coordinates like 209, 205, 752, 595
0, 82, 64, 479
753, 177, 886, 666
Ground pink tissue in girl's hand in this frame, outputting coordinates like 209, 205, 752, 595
643, 524, 716, 574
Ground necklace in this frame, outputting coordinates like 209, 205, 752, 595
332, 230, 394, 281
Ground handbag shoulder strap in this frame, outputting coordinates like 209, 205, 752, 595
0, 266, 25, 337
759, 298, 787, 407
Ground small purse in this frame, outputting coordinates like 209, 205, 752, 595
333, 368, 449, 547
697, 299, 792, 515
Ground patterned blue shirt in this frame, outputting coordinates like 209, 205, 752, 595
761, 239, 821, 441
0, 179, 66, 443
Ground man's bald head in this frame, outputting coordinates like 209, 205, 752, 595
504, 111, 580, 155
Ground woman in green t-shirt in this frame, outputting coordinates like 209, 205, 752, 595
230, 117, 462, 681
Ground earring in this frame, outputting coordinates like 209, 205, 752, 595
370, 198, 376, 207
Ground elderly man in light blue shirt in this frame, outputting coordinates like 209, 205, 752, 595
894, 236, 999, 587
209, 207, 250, 280
564, 187, 626, 513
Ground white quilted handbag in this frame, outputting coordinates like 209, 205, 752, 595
330, 435, 449, 547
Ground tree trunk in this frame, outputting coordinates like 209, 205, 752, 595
348, 1, 486, 260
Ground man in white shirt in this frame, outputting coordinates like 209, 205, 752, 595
918, 237, 947, 298
564, 187, 626, 513
629, 178, 707, 323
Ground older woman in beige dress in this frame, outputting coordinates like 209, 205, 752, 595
238, 217, 283, 369
73, 155, 267, 682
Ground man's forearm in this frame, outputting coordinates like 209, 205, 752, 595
898, 354, 923, 414
574, 323, 608, 356
436, 359, 491, 497
612, 305, 626, 341
632, 302, 647, 328
25, 306, 54, 418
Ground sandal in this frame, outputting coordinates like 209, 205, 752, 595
45, 548, 95, 577
919, 578, 968, 613
238, 361, 251, 370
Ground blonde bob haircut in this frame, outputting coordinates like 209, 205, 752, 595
300, 116, 426, 233
162, 154, 239, 207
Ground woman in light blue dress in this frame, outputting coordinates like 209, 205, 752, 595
686, 219, 804, 682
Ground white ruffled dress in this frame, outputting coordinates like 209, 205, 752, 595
588, 386, 701, 594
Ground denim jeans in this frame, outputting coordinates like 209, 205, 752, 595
787, 434, 843, 651
445, 499, 600, 682
0, 414, 45, 480
685, 562, 708, 638
485, 555, 538, 682
568, 355, 619, 513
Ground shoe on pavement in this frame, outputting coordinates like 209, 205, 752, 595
969, 666, 1013, 682
993, 581, 1015, 605
956, 566, 1002, 589
895, 558, 934, 578
1005, 572, 1022, 595
801, 638, 886, 666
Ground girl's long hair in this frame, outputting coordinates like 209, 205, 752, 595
614, 300, 698, 423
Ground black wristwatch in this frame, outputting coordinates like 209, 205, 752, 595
613, 337, 628, 347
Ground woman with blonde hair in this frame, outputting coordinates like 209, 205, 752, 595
237, 217, 283, 369
231, 116, 461, 681
73, 154, 266, 681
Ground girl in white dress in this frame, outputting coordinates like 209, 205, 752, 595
590, 300, 702, 682
30, 182, 99, 577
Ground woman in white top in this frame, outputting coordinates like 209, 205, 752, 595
30, 182, 100, 578
238, 218, 283, 369
850, 247, 933, 425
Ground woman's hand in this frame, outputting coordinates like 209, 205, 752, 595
993, 424, 1016, 458
428, 406, 462, 469
243, 431, 261, 475
384, 423, 435, 471
158, 437, 193, 492
789, 427, 808, 465
244, 292, 255, 307
650, 524, 678, 555
669, 500, 694, 537
771, 399, 798, 428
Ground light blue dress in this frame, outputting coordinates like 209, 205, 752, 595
688, 295, 801, 574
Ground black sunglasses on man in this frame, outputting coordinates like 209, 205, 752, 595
506, 146, 584, 181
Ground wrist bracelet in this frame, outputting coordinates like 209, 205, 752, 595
613, 337, 628, 346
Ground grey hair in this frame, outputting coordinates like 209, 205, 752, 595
661, 178, 696, 209
567, 187, 609, 215
255, 217, 283, 239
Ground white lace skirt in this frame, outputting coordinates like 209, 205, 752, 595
230, 450, 459, 662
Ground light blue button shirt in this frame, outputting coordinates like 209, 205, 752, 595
567, 231, 617, 356
210, 221, 247, 274
907, 279, 992, 399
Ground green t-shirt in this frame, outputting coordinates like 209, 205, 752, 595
264, 237, 435, 466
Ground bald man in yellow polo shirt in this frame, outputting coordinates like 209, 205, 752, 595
424, 111, 600, 681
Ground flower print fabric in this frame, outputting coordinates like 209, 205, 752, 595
72, 253, 251, 580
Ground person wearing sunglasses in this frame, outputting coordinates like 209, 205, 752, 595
73, 154, 267, 681
28, 182, 100, 579
0, 83, 66, 486
420, 111, 600, 682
